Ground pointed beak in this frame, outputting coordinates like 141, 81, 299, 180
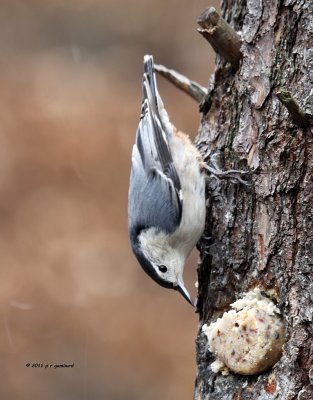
175, 280, 194, 307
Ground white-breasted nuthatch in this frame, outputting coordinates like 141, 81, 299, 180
128, 55, 206, 306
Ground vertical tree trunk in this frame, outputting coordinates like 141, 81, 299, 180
195, 1, 313, 399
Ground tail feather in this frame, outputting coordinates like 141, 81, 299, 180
143, 55, 158, 106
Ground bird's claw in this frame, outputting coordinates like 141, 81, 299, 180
203, 164, 250, 186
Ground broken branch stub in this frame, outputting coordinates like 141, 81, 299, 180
197, 7, 242, 70
277, 88, 308, 129
154, 63, 207, 103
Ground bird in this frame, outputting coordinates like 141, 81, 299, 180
128, 55, 206, 306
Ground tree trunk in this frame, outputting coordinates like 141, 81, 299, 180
195, 1, 313, 399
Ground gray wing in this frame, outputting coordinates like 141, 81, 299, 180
128, 55, 182, 238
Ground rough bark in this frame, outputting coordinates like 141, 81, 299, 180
195, 1, 313, 399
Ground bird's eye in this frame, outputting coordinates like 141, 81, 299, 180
158, 265, 167, 273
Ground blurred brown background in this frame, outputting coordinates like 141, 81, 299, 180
0, 1, 218, 399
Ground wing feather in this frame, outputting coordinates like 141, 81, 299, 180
128, 55, 183, 238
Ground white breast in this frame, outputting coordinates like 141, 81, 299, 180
168, 130, 206, 256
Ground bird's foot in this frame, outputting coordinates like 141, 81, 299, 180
202, 164, 250, 186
